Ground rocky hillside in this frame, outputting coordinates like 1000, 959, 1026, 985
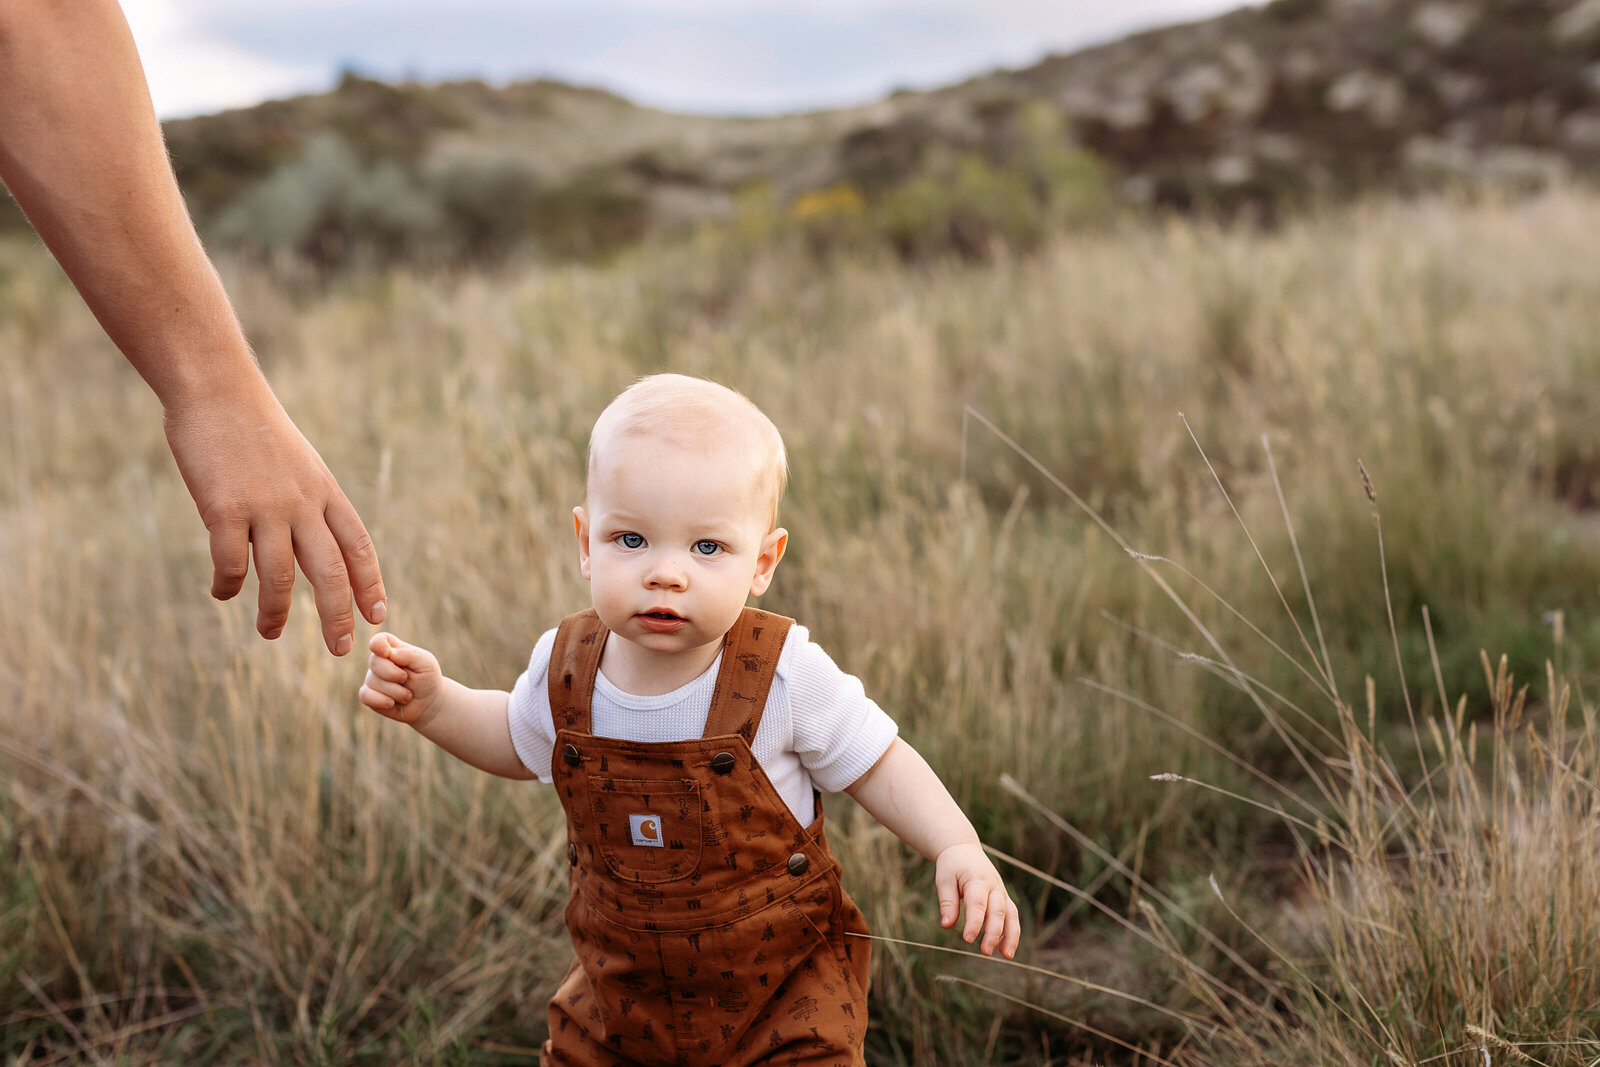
1016, 0, 1600, 207
44, 0, 1600, 262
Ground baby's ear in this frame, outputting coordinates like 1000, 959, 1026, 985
749, 528, 788, 597
574, 507, 593, 580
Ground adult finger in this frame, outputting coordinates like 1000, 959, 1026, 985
293, 518, 355, 656
208, 510, 251, 601
326, 492, 386, 625
251, 523, 296, 640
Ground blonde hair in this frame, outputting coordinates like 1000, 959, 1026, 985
587, 374, 789, 528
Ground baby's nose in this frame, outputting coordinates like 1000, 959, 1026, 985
645, 555, 687, 588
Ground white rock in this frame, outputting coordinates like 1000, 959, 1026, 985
1121, 174, 1156, 203
1254, 133, 1302, 164
1403, 136, 1474, 174
1325, 69, 1406, 125
1554, 0, 1600, 42
1219, 43, 1270, 119
1433, 70, 1485, 108
1412, 3, 1479, 48
1168, 64, 1228, 123
1561, 111, 1600, 148
1210, 154, 1254, 185
1281, 50, 1322, 87
1479, 146, 1567, 183
1103, 95, 1153, 129
1058, 84, 1104, 117
1411, 139, 1569, 183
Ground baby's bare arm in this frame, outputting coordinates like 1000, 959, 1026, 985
845, 738, 1021, 958
361, 634, 534, 780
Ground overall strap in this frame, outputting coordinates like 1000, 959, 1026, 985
547, 609, 608, 735
702, 607, 794, 743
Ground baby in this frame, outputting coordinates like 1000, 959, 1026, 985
359, 374, 1019, 1066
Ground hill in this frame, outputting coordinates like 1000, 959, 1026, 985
33, 0, 1600, 261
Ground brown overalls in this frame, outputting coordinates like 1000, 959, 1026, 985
540, 608, 872, 1067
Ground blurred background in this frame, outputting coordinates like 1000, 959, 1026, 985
4, 1, 1600, 1064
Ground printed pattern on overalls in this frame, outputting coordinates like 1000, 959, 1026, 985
540, 607, 871, 1067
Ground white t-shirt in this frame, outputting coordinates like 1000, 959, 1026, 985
507, 623, 898, 826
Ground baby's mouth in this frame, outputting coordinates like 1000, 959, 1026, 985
636, 609, 687, 632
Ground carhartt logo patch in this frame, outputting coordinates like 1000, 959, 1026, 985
629, 814, 664, 847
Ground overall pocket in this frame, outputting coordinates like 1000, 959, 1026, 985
588, 776, 703, 884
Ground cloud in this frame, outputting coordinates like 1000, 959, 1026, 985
123, 0, 325, 117
128, 0, 1244, 118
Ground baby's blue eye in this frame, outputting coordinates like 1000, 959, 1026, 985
619, 533, 645, 549
693, 540, 721, 556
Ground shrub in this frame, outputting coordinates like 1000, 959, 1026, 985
876, 151, 1048, 260
426, 154, 547, 261
209, 133, 447, 267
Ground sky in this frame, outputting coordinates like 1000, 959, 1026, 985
122, 0, 1245, 120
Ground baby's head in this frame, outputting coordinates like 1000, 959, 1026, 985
587, 374, 788, 530
576, 375, 790, 660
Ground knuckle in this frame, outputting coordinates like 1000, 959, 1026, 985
344, 531, 376, 563
264, 569, 299, 594
215, 560, 250, 583
315, 560, 350, 588
206, 501, 251, 528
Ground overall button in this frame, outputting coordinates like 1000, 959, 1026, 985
568, 842, 579, 866
710, 752, 736, 775
563, 744, 581, 767
787, 852, 810, 876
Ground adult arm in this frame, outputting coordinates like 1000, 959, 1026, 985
0, 0, 385, 654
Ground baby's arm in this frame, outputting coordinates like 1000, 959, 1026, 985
359, 633, 535, 780
845, 738, 1021, 959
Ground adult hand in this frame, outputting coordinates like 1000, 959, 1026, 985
1, 0, 386, 656
164, 384, 386, 655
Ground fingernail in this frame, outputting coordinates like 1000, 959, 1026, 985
371, 601, 387, 624
335, 634, 353, 656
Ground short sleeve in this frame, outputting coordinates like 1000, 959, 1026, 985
780, 630, 899, 794
507, 628, 559, 782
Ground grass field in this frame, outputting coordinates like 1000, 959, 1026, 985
3, 188, 1599, 1064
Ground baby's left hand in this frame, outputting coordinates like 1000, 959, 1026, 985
934, 842, 1021, 959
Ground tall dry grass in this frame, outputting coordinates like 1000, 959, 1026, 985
2, 188, 1598, 1063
